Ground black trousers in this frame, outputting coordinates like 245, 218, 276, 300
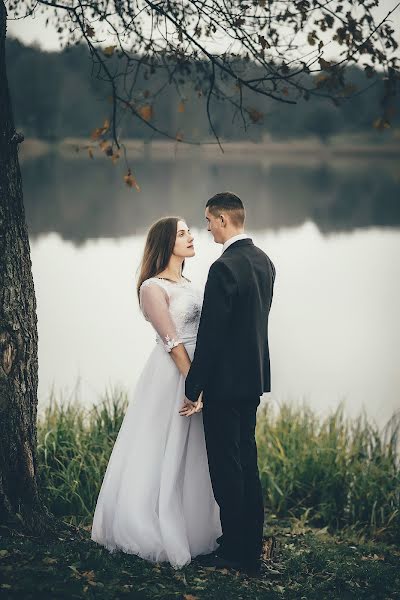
202, 392, 264, 565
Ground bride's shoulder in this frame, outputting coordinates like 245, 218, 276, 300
139, 277, 168, 292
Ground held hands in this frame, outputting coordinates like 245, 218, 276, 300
179, 392, 203, 417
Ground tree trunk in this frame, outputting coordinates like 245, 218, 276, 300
0, 1, 55, 535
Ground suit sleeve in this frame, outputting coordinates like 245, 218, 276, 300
185, 260, 237, 401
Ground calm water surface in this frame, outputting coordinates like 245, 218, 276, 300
22, 149, 400, 426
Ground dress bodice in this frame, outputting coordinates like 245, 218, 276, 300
139, 277, 203, 350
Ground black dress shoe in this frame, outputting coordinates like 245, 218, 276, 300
242, 559, 283, 578
196, 550, 218, 565
197, 551, 242, 571
241, 561, 262, 577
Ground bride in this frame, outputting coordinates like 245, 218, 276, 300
91, 216, 221, 568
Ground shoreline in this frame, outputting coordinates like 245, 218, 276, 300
19, 136, 400, 165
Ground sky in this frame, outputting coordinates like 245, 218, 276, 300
7, 0, 400, 58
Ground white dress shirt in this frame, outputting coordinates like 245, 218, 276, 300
222, 233, 251, 253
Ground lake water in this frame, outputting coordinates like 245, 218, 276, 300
21, 146, 400, 427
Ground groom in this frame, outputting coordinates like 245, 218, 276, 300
183, 192, 276, 576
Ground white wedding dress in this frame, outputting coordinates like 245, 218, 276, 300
91, 276, 221, 568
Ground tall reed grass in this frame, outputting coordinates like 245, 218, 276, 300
37, 390, 399, 542
256, 402, 399, 542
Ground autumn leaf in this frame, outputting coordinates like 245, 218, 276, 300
42, 557, 58, 565
90, 127, 103, 141
82, 570, 96, 581
361, 553, 385, 561
307, 31, 318, 46
247, 107, 263, 123
315, 73, 329, 87
85, 25, 95, 38
183, 595, 199, 600
319, 57, 333, 70
104, 45, 117, 57
139, 105, 153, 121
178, 101, 185, 113
364, 65, 375, 78
99, 140, 112, 153
373, 117, 391, 130
90, 119, 110, 141
124, 170, 141, 191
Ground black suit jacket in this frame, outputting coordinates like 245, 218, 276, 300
185, 238, 276, 402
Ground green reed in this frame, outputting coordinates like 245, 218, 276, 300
37, 391, 399, 542
37, 387, 127, 524
256, 402, 399, 542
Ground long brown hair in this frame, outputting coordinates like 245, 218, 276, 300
137, 216, 185, 301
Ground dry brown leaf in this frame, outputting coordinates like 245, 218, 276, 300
247, 107, 263, 123
178, 101, 185, 113
104, 45, 117, 56
139, 105, 153, 121
86, 25, 95, 38
124, 170, 141, 191
82, 570, 96, 581
42, 557, 58, 565
183, 595, 199, 600
90, 127, 103, 141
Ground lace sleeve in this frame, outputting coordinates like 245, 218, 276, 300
139, 281, 182, 352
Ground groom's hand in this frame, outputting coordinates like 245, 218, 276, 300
179, 394, 203, 417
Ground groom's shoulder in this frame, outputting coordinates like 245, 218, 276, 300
207, 254, 237, 283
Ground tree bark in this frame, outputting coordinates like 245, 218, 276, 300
0, 1, 56, 535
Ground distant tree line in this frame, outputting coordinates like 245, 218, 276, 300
7, 38, 399, 144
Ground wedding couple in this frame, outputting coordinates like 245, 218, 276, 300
91, 192, 276, 576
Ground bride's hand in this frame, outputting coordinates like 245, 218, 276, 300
179, 393, 203, 417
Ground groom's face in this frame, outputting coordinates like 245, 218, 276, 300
205, 207, 224, 244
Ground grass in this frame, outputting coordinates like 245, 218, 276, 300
37, 390, 400, 543
2, 390, 399, 599
256, 402, 400, 542
1, 517, 399, 599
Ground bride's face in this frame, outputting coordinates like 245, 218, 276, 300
173, 220, 195, 258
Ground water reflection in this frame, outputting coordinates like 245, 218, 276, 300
23, 151, 400, 428
21, 152, 400, 243
30, 224, 400, 429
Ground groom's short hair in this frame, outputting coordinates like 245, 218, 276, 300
206, 192, 245, 227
